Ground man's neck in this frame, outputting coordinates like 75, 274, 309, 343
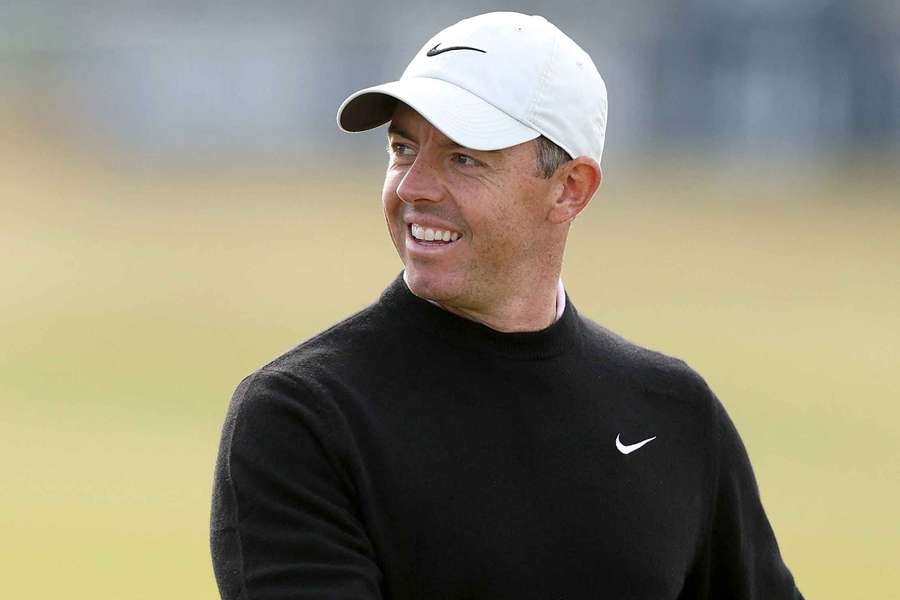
402, 272, 565, 333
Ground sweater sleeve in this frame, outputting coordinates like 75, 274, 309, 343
681, 394, 803, 599
210, 369, 383, 600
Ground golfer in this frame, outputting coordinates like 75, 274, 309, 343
211, 12, 803, 599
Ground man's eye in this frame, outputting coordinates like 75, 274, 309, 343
453, 153, 480, 167
389, 143, 415, 156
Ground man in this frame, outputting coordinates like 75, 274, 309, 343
211, 12, 803, 599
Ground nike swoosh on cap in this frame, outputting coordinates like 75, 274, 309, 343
426, 43, 487, 57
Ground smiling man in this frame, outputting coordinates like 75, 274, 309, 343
381, 104, 598, 331
210, 12, 803, 600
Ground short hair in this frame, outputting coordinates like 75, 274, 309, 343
534, 135, 572, 178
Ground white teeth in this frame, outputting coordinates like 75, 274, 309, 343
410, 223, 461, 243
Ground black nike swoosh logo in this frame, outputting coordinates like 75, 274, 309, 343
426, 43, 486, 57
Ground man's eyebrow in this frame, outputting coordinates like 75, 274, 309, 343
387, 124, 499, 156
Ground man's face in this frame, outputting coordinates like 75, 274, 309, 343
382, 104, 558, 314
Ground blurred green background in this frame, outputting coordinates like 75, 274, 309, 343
2, 2, 899, 599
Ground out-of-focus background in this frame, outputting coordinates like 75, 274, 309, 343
1, 2, 898, 598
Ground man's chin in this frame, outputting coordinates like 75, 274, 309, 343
404, 269, 458, 304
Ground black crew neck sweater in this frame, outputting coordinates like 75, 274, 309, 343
211, 274, 802, 599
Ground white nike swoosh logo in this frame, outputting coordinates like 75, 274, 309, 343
615, 434, 657, 455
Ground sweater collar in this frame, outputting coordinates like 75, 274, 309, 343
403, 270, 567, 324
377, 273, 581, 360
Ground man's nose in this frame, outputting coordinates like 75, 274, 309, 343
396, 155, 444, 205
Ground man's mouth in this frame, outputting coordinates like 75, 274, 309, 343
409, 223, 461, 244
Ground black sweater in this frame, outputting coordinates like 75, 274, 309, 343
211, 274, 802, 599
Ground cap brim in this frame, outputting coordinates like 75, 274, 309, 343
336, 77, 540, 151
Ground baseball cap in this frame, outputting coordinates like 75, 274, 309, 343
336, 12, 608, 165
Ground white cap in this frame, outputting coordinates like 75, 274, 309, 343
336, 12, 608, 164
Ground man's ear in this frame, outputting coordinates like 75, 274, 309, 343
547, 157, 602, 224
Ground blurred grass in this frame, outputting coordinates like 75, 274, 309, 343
1, 126, 898, 599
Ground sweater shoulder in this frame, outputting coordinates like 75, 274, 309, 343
222, 304, 387, 477
258, 300, 387, 381
578, 315, 716, 406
